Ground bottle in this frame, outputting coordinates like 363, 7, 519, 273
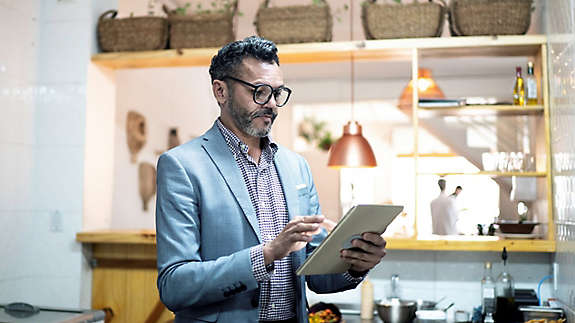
495, 248, 515, 322
360, 278, 374, 319
481, 261, 496, 323
513, 66, 525, 106
526, 61, 538, 105
496, 247, 514, 298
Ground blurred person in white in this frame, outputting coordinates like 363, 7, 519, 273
430, 179, 458, 235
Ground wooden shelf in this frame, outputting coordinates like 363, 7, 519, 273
77, 230, 156, 244
417, 171, 547, 177
418, 105, 544, 117
386, 237, 556, 252
91, 35, 547, 70
77, 230, 555, 253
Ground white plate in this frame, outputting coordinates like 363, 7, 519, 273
495, 232, 543, 239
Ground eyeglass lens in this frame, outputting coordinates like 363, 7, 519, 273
254, 85, 290, 107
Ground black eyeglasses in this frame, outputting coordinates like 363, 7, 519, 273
223, 76, 292, 107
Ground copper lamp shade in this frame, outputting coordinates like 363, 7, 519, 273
398, 67, 445, 109
327, 121, 377, 168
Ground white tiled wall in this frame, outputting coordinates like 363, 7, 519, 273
547, 0, 575, 320
0, 0, 115, 309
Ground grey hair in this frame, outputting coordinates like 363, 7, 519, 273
209, 36, 280, 83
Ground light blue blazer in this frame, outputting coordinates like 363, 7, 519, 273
156, 123, 360, 322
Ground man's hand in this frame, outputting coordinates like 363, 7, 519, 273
340, 232, 387, 273
263, 215, 324, 265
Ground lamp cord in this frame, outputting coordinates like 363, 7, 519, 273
350, 0, 355, 122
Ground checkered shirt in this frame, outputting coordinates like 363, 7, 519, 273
216, 119, 296, 321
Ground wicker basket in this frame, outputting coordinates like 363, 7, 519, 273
362, 0, 446, 40
255, 0, 332, 44
97, 10, 168, 52
163, 2, 237, 49
449, 0, 533, 36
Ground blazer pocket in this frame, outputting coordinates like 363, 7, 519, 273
297, 186, 310, 216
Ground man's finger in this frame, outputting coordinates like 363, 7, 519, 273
361, 232, 386, 246
300, 215, 325, 223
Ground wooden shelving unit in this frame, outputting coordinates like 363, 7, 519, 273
410, 36, 554, 248
91, 35, 547, 69
84, 34, 555, 255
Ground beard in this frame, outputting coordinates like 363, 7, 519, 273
226, 95, 277, 138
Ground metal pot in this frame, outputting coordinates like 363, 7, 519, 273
376, 298, 417, 323
415, 299, 437, 310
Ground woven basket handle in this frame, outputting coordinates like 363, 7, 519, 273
99, 10, 117, 22
163, 1, 238, 16
448, 0, 463, 36
263, 0, 327, 8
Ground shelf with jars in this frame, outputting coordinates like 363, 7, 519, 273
401, 35, 555, 252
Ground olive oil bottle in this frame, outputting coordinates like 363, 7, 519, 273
513, 66, 525, 106
526, 61, 538, 105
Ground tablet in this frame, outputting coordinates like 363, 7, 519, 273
296, 204, 403, 276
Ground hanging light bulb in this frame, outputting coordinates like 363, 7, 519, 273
327, 0, 377, 168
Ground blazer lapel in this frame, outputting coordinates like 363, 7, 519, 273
201, 124, 261, 243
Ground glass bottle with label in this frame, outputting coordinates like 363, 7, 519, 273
526, 61, 538, 105
513, 66, 525, 106
481, 261, 496, 323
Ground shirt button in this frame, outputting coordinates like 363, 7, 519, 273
271, 303, 275, 309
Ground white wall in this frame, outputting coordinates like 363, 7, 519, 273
546, 0, 575, 320
0, 0, 115, 309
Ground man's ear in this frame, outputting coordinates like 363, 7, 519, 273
212, 80, 228, 106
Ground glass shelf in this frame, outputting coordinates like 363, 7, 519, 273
417, 171, 547, 177
417, 105, 544, 117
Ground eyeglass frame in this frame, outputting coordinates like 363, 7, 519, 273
222, 76, 292, 107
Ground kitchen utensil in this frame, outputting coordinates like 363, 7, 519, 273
440, 302, 454, 311
497, 221, 539, 234
376, 298, 416, 323
139, 162, 156, 211
126, 111, 147, 163
415, 299, 437, 311
415, 309, 446, 323
519, 306, 564, 321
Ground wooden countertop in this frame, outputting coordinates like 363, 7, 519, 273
76, 230, 556, 252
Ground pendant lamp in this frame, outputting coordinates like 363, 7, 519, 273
398, 67, 445, 109
327, 0, 377, 168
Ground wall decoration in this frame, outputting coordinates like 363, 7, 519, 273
298, 116, 334, 152
168, 127, 181, 150
126, 111, 147, 163
138, 162, 156, 211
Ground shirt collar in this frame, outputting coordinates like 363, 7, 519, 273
215, 118, 278, 157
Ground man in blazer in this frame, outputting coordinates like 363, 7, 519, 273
156, 36, 388, 323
